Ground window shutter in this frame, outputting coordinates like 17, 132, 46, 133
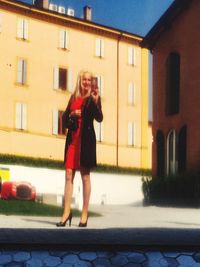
24, 19, 28, 40
59, 30, 65, 48
133, 47, 136, 65
95, 122, 103, 142
67, 68, 73, 92
97, 75, 104, 97
17, 59, 23, 83
128, 47, 135, 65
17, 18, 24, 38
23, 60, 27, 84
128, 122, 135, 146
58, 110, 65, 135
100, 123, 104, 141
128, 82, 134, 104
100, 39, 104, 57
52, 110, 58, 135
16, 103, 22, 129
95, 38, 101, 57
64, 30, 69, 49
22, 103, 27, 130
59, 30, 64, 48
17, 59, 26, 84
53, 66, 59, 90
128, 47, 132, 65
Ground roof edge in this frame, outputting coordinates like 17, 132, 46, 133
0, 0, 143, 41
141, 0, 192, 49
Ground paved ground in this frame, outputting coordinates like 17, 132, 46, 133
1, 204, 200, 266
2, 204, 200, 229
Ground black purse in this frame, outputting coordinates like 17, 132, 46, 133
67, 116, 78, 131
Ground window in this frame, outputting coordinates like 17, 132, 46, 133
59, 29, 69, 49
52, 110, 65, 135
128, 82, 135, 105
95, 122, 103, 142
178, 125, 187, 173
167, 129, 178, 176
128, 122, 135, 146
15, 103, 27, 130
59, 68, 66, 90
17, 59, 27, 85
156, 130, 165, 177
54, 66, 73, 92
96, 75, 104, 97
17, 18, 28, 40
128, 47, 135, 66
165, 52, 180, 115
95, 38, 104, 58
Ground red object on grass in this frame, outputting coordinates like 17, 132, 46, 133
0, 181, 36, 200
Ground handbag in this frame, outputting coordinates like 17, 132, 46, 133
67, 116, 78, 131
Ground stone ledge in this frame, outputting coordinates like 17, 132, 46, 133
1, 228, 200, 250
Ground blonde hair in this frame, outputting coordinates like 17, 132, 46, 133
73, 70, 93, 98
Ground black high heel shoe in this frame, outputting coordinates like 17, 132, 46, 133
56, 212, 72, 227
78, 218, 88, 227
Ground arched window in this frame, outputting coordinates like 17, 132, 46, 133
156, 130, 165, 177
178, 125, 187, 172
167, 129, 178, 176
165, 52, 180, 115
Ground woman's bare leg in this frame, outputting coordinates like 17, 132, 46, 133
61, 168, 75, 222
80, 167, 91, 223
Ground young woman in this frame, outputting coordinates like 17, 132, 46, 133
56, 70, 103, 227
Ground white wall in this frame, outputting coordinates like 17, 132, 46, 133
0, 164, 143, 208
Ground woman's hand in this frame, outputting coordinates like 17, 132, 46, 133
70, 109, 81, 117
91, 87, 99, 104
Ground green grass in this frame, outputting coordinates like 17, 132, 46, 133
0, 153, 151, 175
0, 199, 100, 217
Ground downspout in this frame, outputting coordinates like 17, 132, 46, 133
116, 33, 122, 166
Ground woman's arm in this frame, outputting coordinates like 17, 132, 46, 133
62, 96, 73, 129
90, 86, 103, 122
91, 97, 103, 122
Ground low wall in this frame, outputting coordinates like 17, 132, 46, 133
0, 164, 144, 208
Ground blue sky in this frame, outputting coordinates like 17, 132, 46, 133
23, 0, 174, 36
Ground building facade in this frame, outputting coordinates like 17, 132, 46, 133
142, 0, 200, 176
0, 0, 151, 169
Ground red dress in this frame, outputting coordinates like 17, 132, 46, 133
65, 97, 84, 170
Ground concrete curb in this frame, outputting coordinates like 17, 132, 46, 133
1, 228, 200, 249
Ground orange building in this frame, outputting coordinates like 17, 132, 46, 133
142, 0, 200, 176
0, 0, 151, 169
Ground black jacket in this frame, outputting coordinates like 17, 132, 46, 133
62, 95, 103, 169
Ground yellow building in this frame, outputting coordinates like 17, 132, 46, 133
0, 0, 151, 169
